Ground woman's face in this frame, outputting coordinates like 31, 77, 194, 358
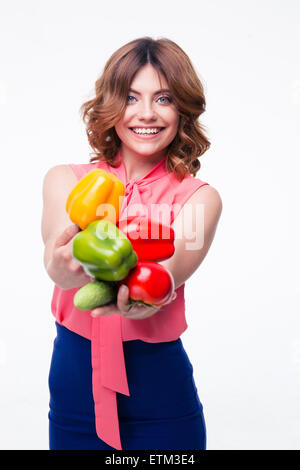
114, 64, 179, 160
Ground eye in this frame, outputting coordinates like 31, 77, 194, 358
158, 95, 172, 104
127, 95, 136, 103
127, 95, 172, 104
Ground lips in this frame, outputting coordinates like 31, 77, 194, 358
129, 127, 165, 131
128, 127, 165, 139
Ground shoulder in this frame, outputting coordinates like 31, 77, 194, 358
190, 184, 223, 222
42, 161, 102, 185
175, 183, 223, 227
43, 164, 76, 181
188, 183, 222, 210
42, 164, 77, 200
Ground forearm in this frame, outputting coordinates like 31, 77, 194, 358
44, 238, 56, 272
159, 238, 210, 290
159, 214, 219, 289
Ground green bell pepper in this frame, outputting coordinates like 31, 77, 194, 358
72, 219, 138, 281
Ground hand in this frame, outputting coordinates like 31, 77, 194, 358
91, 284, 177, 320
47, 224, 94, 290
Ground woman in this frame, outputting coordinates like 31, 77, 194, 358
42, 37, 222, 450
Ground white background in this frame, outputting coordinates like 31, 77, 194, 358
0, 0, 299, 450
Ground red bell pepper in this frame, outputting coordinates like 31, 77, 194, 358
117, 216, 175, 262
119, 260, 175, 307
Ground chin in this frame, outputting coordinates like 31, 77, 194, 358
132, 144, 166, 154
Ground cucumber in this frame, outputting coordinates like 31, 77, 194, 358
74, 281, 117, 311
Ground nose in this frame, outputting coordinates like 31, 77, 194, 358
137, 98, 157, 120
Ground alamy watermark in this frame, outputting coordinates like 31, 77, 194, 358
95, 200, 205, 251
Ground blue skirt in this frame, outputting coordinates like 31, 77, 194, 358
48, 322, 206, 450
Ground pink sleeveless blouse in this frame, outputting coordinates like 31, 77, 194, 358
50, 149, 209, 450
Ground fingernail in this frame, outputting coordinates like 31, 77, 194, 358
120, 285, 127, 294
91, 311, 100, 317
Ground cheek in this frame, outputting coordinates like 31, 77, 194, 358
168, 115, 179, 137
114, 121, 127, 140
115, 111, 134, 133
173, 112, 180, 128
165, 110, 179, 129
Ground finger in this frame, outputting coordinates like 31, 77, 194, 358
164, 291, 177, 305
55, 224, 80, 249
117, 285, 131, 313
90, 303, 118, 317
124, 305, 160, 320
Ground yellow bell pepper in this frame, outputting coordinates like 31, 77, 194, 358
66, 169, 125, 229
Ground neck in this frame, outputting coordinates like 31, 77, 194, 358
119, 146, 166, 182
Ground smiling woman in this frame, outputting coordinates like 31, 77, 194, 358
42, 36, 222, 451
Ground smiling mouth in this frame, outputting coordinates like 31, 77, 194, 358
129, 127, 165, 137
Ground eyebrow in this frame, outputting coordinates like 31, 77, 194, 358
128, 88, 170, 95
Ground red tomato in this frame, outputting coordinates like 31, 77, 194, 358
120, 261, 175, 307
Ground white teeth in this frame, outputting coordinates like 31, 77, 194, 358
131, 128, 161, 134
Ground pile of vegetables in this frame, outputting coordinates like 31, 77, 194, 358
65, 169, 175, 311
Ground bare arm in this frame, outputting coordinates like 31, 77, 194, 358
41, 164, 93, 289
159, 184, 223, 289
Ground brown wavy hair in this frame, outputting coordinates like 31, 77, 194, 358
79, 36, 210, 181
